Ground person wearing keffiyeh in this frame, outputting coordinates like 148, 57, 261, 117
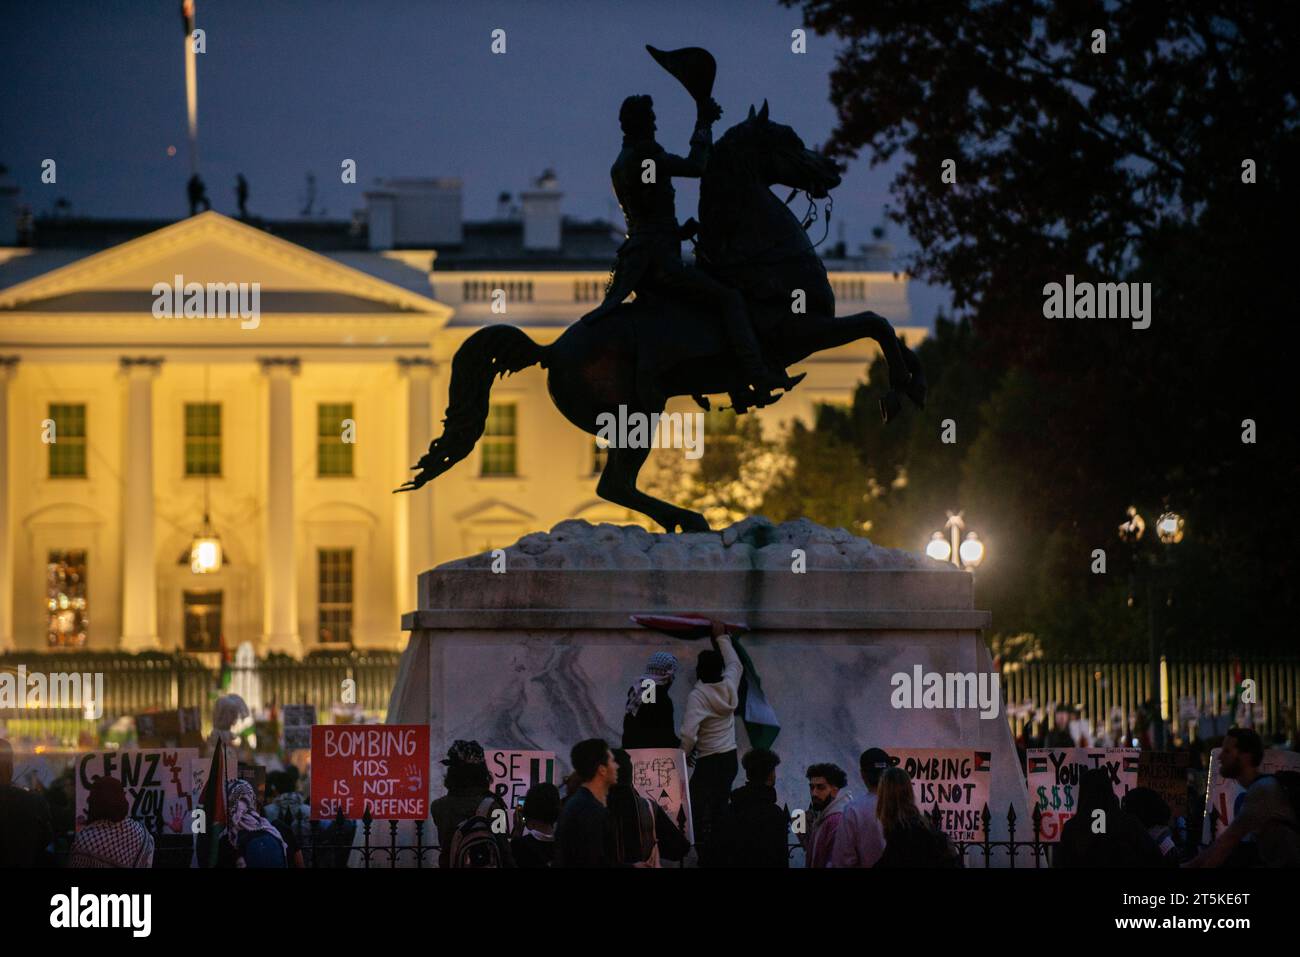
69, 776, 154, 868
224, 778, 288, 868
621, 651, 681, 750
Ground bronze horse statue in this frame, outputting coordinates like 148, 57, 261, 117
397, 103, 926, 532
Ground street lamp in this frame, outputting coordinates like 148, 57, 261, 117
927, 511, 985, 571
1120, 505, 1184, 750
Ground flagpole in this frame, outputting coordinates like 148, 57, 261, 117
182, 0, 199, 177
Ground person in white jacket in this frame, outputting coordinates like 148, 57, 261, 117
680, 619, 743, 861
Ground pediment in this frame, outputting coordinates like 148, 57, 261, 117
0, 212, 449, 318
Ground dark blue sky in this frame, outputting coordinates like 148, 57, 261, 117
1, 0, 948, 323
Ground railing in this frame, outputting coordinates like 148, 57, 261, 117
999, 658, 1300, 739
6, 652, 1298, 746
0, 651, 401, 745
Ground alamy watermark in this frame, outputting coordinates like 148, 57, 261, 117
890, 665, 1001, 720
1042, 274, 1151, 330
152, 274, 260, 330
0, 665, 104, 719
595, 405, 704, 460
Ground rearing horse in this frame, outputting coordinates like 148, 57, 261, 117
397, 102, 926, 532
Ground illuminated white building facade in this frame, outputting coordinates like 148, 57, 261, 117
0, 182, 919, 655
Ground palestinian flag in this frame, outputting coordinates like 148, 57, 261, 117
973, 751, 991, 773
1028, 755, 1049, 775
197, 737, 227, 868
1123, 754, 1140, 774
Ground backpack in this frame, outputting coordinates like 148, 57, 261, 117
447, 797, 507, 868
237, 829, 287, 868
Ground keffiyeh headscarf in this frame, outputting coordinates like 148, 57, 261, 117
225, 778, 288, 859
625, 652, 678, 716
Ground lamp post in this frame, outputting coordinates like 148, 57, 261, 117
1120, 505, 1183, 750
926, 511, 985, 571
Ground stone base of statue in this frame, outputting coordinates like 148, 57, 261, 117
384, 517, 1029, 866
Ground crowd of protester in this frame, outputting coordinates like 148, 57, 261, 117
2, 618, 1299, 868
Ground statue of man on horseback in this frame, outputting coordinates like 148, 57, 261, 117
398, 44, 927, 534
582, 47, 803, 410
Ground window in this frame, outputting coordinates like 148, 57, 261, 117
47, 550, 88, 648
318, 549, 354, 645
480, 403, 517, 476
184, 403, 221, 476
182, 590, 223, 653
48, 404, 87, 478
463, 279, 534, 302
317, 403, 354, 477
574, 279, 605, 302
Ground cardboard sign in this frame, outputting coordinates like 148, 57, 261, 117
1202, 747, 1300, 842
1026, 748, 1139, 842
310, 724, 429, 820
885, 748, 992, 841
626, 748, 694, 844
135, 707, 203, 748
486, 749, 555, 827
75, 749, 197, 834
282, 704, 316, 751
1137, 751, 1192, 819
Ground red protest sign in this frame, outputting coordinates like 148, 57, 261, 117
310, 725, 430, 820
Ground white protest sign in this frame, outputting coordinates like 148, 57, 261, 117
1026, 748, 1139, 843
485, 749, 556, 828
1202, 747, 1300, 842
626, 748, 694, 845
885, 748, 992, 841
75, 749, 197, 834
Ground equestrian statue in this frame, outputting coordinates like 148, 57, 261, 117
397, 45, 926, 533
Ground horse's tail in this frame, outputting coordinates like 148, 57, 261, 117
395, 325, 546, 492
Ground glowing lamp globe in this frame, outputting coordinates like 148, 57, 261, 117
959, 532, 985, 569
190, 535, 223, 574
926, 532, 952, 563
1155, 512, 1184, 545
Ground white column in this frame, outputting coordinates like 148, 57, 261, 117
120, 357, 162, 651
260, 358, 302, 658
397, 357, 436, 614
0, 357, 17, 652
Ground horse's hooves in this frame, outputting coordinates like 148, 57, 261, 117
879, 392, 902, 424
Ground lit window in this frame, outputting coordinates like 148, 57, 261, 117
184, 402, 221, 476
317, 403, 354, 476
47, 550, 88, 648
48, 404, 87, 478
318, 549, 353, 645
592, 435, 609, 475
480, 403, 517, 476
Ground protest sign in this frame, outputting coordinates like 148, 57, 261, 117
75, 749, 197, 834
135, 707, 203, 748
310, 724, 429, 820
485, 749, 555, 827
281, 704, 316, 751
626, 748, 694, 844
1202, 747, 1300, 842
1026, 748, 1139, 842
885, 748, 991, 841
1137, 751, 1192, 819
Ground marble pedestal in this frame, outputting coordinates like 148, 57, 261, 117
386, 517, 1029, 865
